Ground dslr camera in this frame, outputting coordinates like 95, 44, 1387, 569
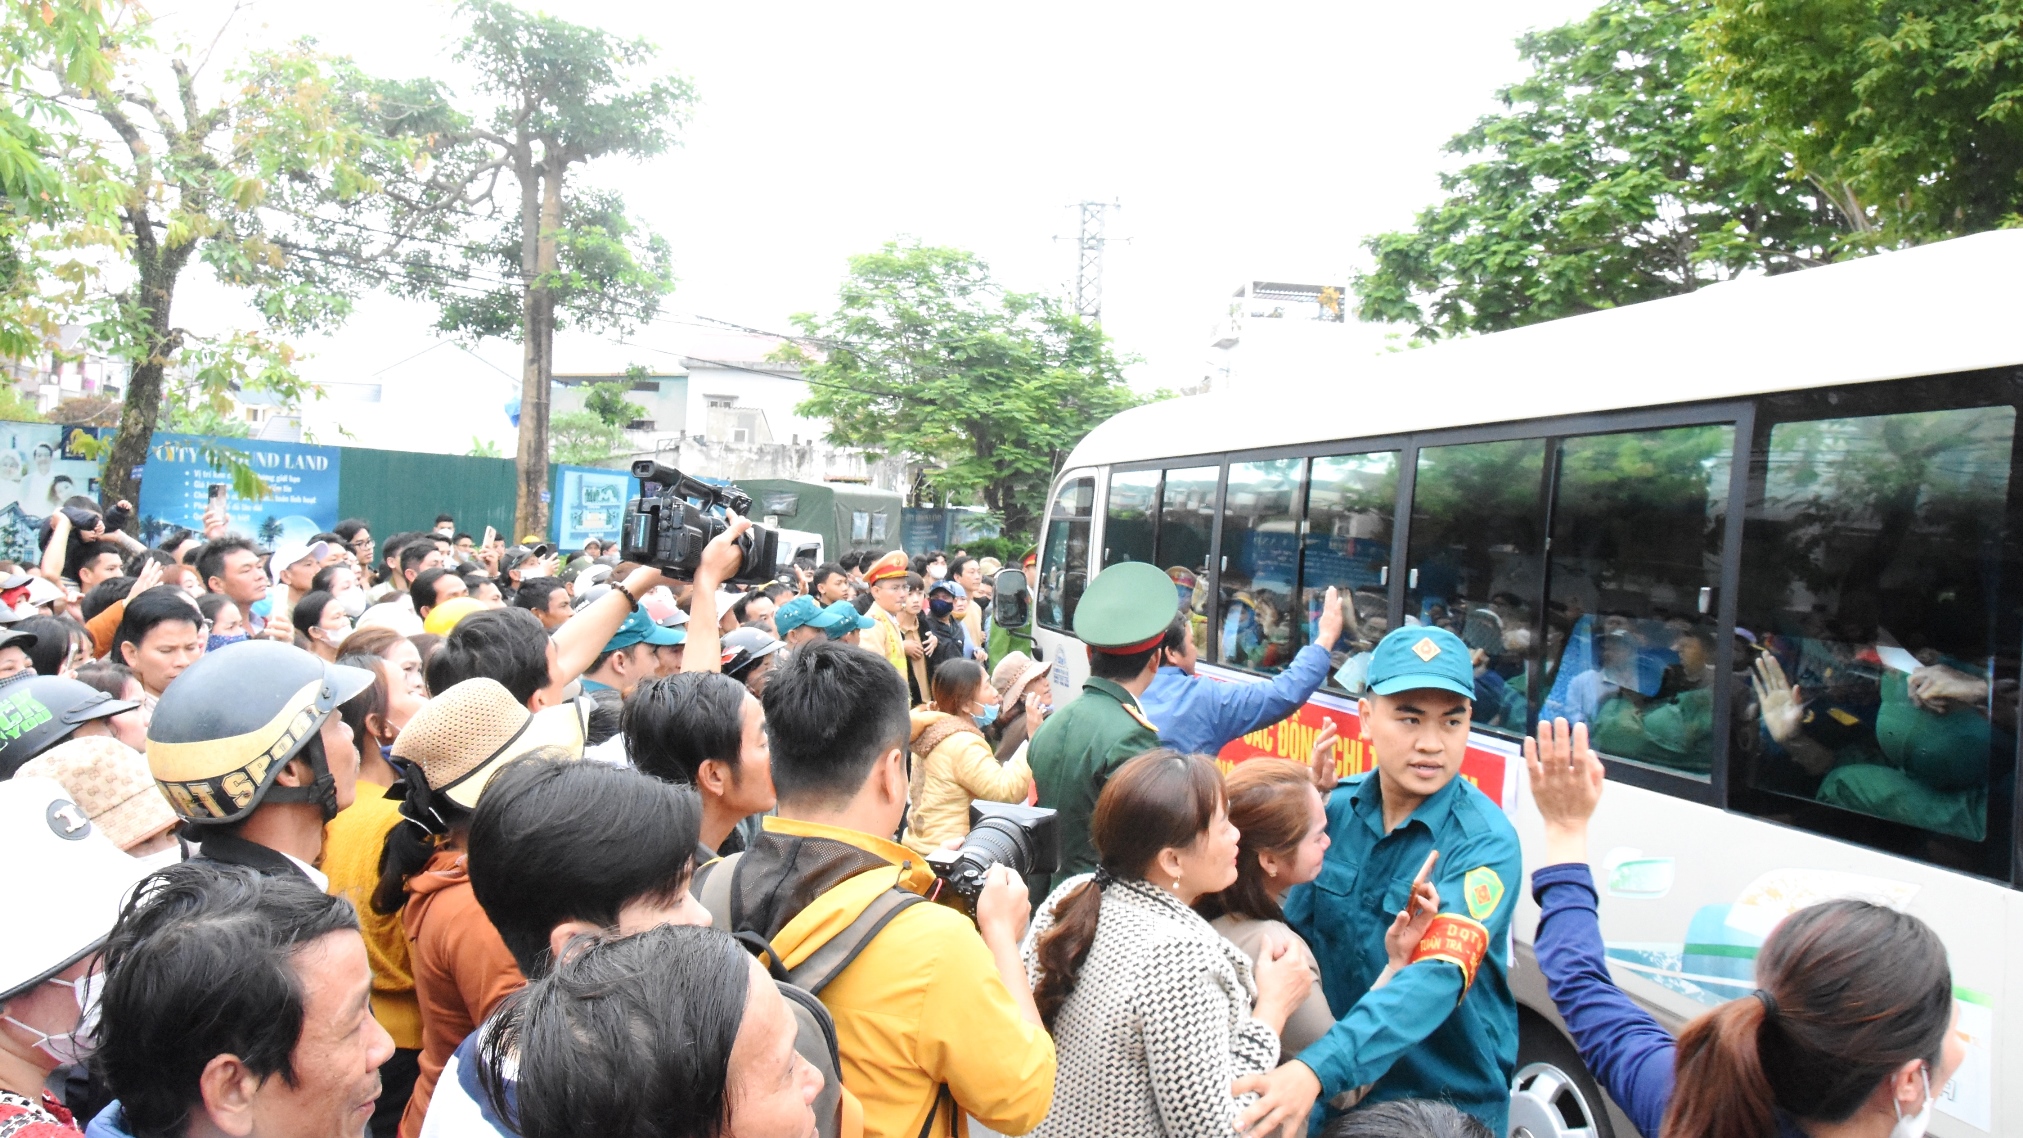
926, 801, 1059, 914
620, 461, 781, 585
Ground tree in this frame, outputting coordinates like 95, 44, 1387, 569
381, 1, 689, 538
548, 410, 626, 466
1353, 0, 1849, 340
1693, 0, 2023, 243
780, 241, 1147, 538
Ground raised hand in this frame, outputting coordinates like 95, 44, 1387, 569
1750, 654, 1806, 744
1525, 717, 1605, 865
1310, 717, 1341, 791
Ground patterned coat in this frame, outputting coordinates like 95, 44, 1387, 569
1022, 874, 1280, 1138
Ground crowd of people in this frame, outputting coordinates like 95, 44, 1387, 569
0, 492, 1964, 1138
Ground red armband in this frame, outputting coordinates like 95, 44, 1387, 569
1409, 912, 1491, 994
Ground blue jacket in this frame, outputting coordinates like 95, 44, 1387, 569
1138, 643, 1332, 755
1284, 772, 1521, 1134
85, 1102, 133, 1138
1532, 864, 1806, 1138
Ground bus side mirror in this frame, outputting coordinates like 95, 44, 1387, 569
993, 566, 1030, 629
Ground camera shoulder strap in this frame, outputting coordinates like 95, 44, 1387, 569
788, 885, 923, 995
695, 852, 741, 935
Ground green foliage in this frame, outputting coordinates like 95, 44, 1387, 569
582, 378, 647, 428
549, 410, 627, 466
782, 241, 1148, 538
1693, 0, 2023, 241
468, 436, 504, 458
1353, 0, 1846, 340
0, 381, 43, 423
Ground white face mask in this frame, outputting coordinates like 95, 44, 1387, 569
1890, 1067, 1933, 1138
5, 970, 102, 1066
926, 564, 947, 580
335, 588, 368, 618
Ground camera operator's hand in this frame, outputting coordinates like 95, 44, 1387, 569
696, 513, 752, 589
973, 863, 1045, 1028
679, 515, 749, 676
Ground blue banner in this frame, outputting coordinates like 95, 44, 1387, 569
552, 465, 640, 551
136, 433, 341, 547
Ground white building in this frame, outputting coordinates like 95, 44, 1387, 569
1201, 281, 1389, 395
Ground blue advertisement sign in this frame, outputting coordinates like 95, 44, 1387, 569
552, 465, 640, 551
136, 433, 341, 547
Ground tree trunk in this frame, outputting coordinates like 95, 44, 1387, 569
513, 147, 562, 540
101, 248, 179, 525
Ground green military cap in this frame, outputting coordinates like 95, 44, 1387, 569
1073, 561, 1180, 653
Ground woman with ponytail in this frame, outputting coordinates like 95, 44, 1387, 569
1021, 749, 1313, 1137
1526, 719, 1965, 1138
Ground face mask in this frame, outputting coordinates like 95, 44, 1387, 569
1890, 1068, 1933, 1138
972, 702, 1000, 729
926, 564, 946, 580
335, 588, 368, 618
5, 971, 102, 1065
207, 630, 248, 652
928, 597, 954, 617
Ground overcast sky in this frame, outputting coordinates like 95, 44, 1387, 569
156, 0, 1601, 410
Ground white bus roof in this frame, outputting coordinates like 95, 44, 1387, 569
1071, 229, 2023, 467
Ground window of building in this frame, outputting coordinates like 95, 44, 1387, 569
1733, 385, 2020, 874
1039, 475, 1096, 633
628, 419, 654, 432
1538, 424, 1736, 777
1158, 466, 1218, 652
1305, 451, 1399, 696
1104, 469, 1159, 567
1218, 459, 1304, 673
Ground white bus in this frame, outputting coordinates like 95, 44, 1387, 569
1029, 229, 2023, 1137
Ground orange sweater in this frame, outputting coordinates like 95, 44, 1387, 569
398, 849, 524, 1138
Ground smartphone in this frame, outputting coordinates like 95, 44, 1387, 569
207, 483, 227, 507
482, 525, 496, 548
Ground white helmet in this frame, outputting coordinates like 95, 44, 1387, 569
0, 776, 157, 1000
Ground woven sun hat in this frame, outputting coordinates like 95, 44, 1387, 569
391, 678, 587, 810
17, 736, 178, 853
991, 650, 1049, 707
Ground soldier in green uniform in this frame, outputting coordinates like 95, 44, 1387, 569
1025, 560, 1174, 899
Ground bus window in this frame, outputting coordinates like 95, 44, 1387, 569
1304, 451, 1399, 695
1539, 424, 1735, 777
1405, 437, 1547, 737
1159, 466, 1218, 652
1104, 469, 1159, 567
1737, 402, 2017, 854
1219, 459, 1304, 673
1038, 475, 1095, 633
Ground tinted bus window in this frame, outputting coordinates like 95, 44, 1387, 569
1305, 452, 1399, 695
1104, 469, 1158, 567
1737, 401, 2017, 859
1406, 438, 1547, 734
1540, 424, 1735, 774
1038, 476, 1095, 633
1219, 459, 1304, 673
1160, 466, 1218, 652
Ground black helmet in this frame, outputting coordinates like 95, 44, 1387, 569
0, 673, 139, 778
721, 626, 784, 681
146, 641, 374, 825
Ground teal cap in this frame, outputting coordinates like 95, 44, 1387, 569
812, 599, 876, 638
774, 595, 824, 635
1366, 626, 1475, 700
604, 606, 684, 652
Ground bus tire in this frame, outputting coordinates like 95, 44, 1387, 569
1509, 1008, 1616, 1138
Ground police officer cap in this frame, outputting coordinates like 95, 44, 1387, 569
0, 673, 140, 779
1073, 561, 1180, 653
1366, 625, 1476, 700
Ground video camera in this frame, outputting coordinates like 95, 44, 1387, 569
926, 801, 1059, 914
620, 461, 781, 585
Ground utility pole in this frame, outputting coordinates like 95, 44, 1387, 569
1059, 200, 1121, 323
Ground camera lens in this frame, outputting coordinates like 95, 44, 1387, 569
951, 817, 1033, 891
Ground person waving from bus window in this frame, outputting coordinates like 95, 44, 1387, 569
1524, 717, 1964, 1138
1235, 625, 1521, 1137
1140, 586, 1346, 756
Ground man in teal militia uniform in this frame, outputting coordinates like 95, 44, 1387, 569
1238, 625, 1522, 1136
1026, 561, 1171, 899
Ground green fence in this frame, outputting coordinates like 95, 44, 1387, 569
334, 447, 517, 540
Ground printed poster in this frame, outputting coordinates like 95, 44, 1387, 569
552, 465, 640, 551
0, 422, 110, 564
135, 432, 341, 547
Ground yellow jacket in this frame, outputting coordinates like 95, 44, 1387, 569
321, 783, 422, 1049
760, 816, 1056, 1138
902, 711, 1032, 858
858, 604, 907, 674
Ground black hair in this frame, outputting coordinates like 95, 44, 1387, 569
74, 540, 124, 578
291, 590, 337, 637
333, 518, 371, 544
728, 591, 764, 624
583, 686, 623, 746
114, 587, 202, 662
625, 673, 749, 786
1319, 1100, 1493, 1138
372, 793, 473, 916
947, 555, 976, 581
837, 551, 863, 572
123, 548, 175, 578
759, 581, 793, 604
509, 578, 565, 615
453, 532, 474, 545
195, 591, 238, 627
15, 614, 80, 676
75, 659, 136, 699
812, 562, 847, 591
195, 535, 257, 592
310, 564, 354, 596
380, 530, 424, 565
81, 575, 135, 623
97, 862, 359, 1138
467, 757, 702, 977
410, 567, 456, 612
158, 528, 199, 554
177, 541, 206, 568
480, 924, 750, 1138
1158, 615, 1191, 659
760, 639, 909, 807
1089, 642, 1160, 681
336, 652, 389, 752
427, 607, 551, 704
435, 513, 455, 526
399, 541, 440, 576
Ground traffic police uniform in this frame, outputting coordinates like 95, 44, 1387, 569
1026, 561, 1172, 898
1283, 625, 1521, 1134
